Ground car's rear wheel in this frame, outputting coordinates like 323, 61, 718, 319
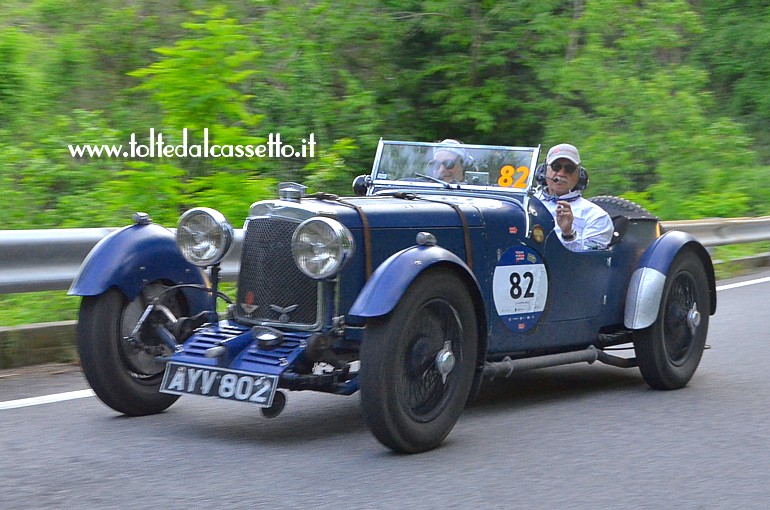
634, 250, 710, 390
360, 269, 478, 453
77, 283, 187, 415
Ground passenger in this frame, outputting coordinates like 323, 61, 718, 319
426, 139, 470, 183
536, 143, 614, 251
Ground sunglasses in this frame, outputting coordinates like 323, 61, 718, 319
427, 158, 459, 170
550, 161, 578, 174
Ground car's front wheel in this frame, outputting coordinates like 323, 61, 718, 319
634, 249, 710, 390
360, 269, 478, 453
77, 283, 188, 415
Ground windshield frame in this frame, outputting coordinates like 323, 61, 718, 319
367, 139, 541, 195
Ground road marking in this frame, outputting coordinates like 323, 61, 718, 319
0, 389, 94, 410
716, 276, 770, 292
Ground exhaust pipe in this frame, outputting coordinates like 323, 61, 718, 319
484, 345, 636, 379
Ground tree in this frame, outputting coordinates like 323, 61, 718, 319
696, 0, 770, 162
128, 6, 264, 176
3, 0, 770, 229
540, 0, 766, 218
373, 0, 558, 145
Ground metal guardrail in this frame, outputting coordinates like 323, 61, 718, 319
662, 217, 770, 247
0, 228, 117, 294
0, 227, 245, 294
1, 217, 770, 295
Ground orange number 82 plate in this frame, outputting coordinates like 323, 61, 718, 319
497, 165, 530, 188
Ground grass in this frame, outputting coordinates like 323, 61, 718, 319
711, 241, 769, 262
0, 283, 238, 328
0, 291, 79, 327
711, 241, 770, 280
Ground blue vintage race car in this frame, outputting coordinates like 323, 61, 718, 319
70, 140, 716, 453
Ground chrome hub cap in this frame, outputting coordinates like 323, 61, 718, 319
687, 302, 701, 337
435, 341, 456, 384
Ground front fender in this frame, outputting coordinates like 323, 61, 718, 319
348, 244, 480, 319
68, 223, 208, 301
624, 230, 716, 329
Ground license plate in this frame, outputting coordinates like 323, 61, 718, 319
160, 362, 278, 408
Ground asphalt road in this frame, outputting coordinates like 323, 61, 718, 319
2, 270, 770, 509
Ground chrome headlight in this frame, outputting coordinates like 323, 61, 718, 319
176, 208, 234, 267
292, 217, 355, 279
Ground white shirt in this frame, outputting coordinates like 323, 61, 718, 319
534, 189, 614, 251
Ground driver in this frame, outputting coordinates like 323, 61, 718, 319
426, 139, 470, 182
536, 143, 614, 251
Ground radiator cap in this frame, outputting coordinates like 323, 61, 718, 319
278, 182, 307, 202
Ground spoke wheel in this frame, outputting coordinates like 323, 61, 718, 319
662, 273, 699, 366
360, 270, 478, 453
634, 250, 710, 390
399, 299, 462, 422
77, 283, 189, 415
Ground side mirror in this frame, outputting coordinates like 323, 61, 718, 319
352, 175, 371, 196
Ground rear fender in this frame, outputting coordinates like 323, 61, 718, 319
624, 230, 716, 329
68, 223, 208, 304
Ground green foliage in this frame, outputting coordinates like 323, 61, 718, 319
129, 8, 259, 131
96, 162, 187, 226
0, 110, 124, 228
2, 0, 770, 234
696, 1, 770, 158
128, 7, 264, 175
539, 0, 769, 220
302, 138, 359, 195
246, 1, 387, 173
381, 0, 554, 144
186, 172, 277, 226
0, 28, 29, 129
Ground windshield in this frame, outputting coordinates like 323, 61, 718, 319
370, 140, 540, 193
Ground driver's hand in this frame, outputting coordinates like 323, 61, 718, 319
556, 201, 574, 234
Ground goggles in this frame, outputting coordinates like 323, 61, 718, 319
427, 158, 459, 170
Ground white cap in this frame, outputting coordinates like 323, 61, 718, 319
546, 143, 580, 165
434, 139, 468, 159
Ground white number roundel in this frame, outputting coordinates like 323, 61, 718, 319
492, 246, 548, 332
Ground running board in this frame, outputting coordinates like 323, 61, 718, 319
483, 345, 637, 379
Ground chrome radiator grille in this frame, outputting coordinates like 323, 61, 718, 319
235, 217, 319, 326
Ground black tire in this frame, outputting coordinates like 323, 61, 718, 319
589, 196, 657, 219
77, 283, 187, 415
359, 269, 478, 453
633, 250, 710, 390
